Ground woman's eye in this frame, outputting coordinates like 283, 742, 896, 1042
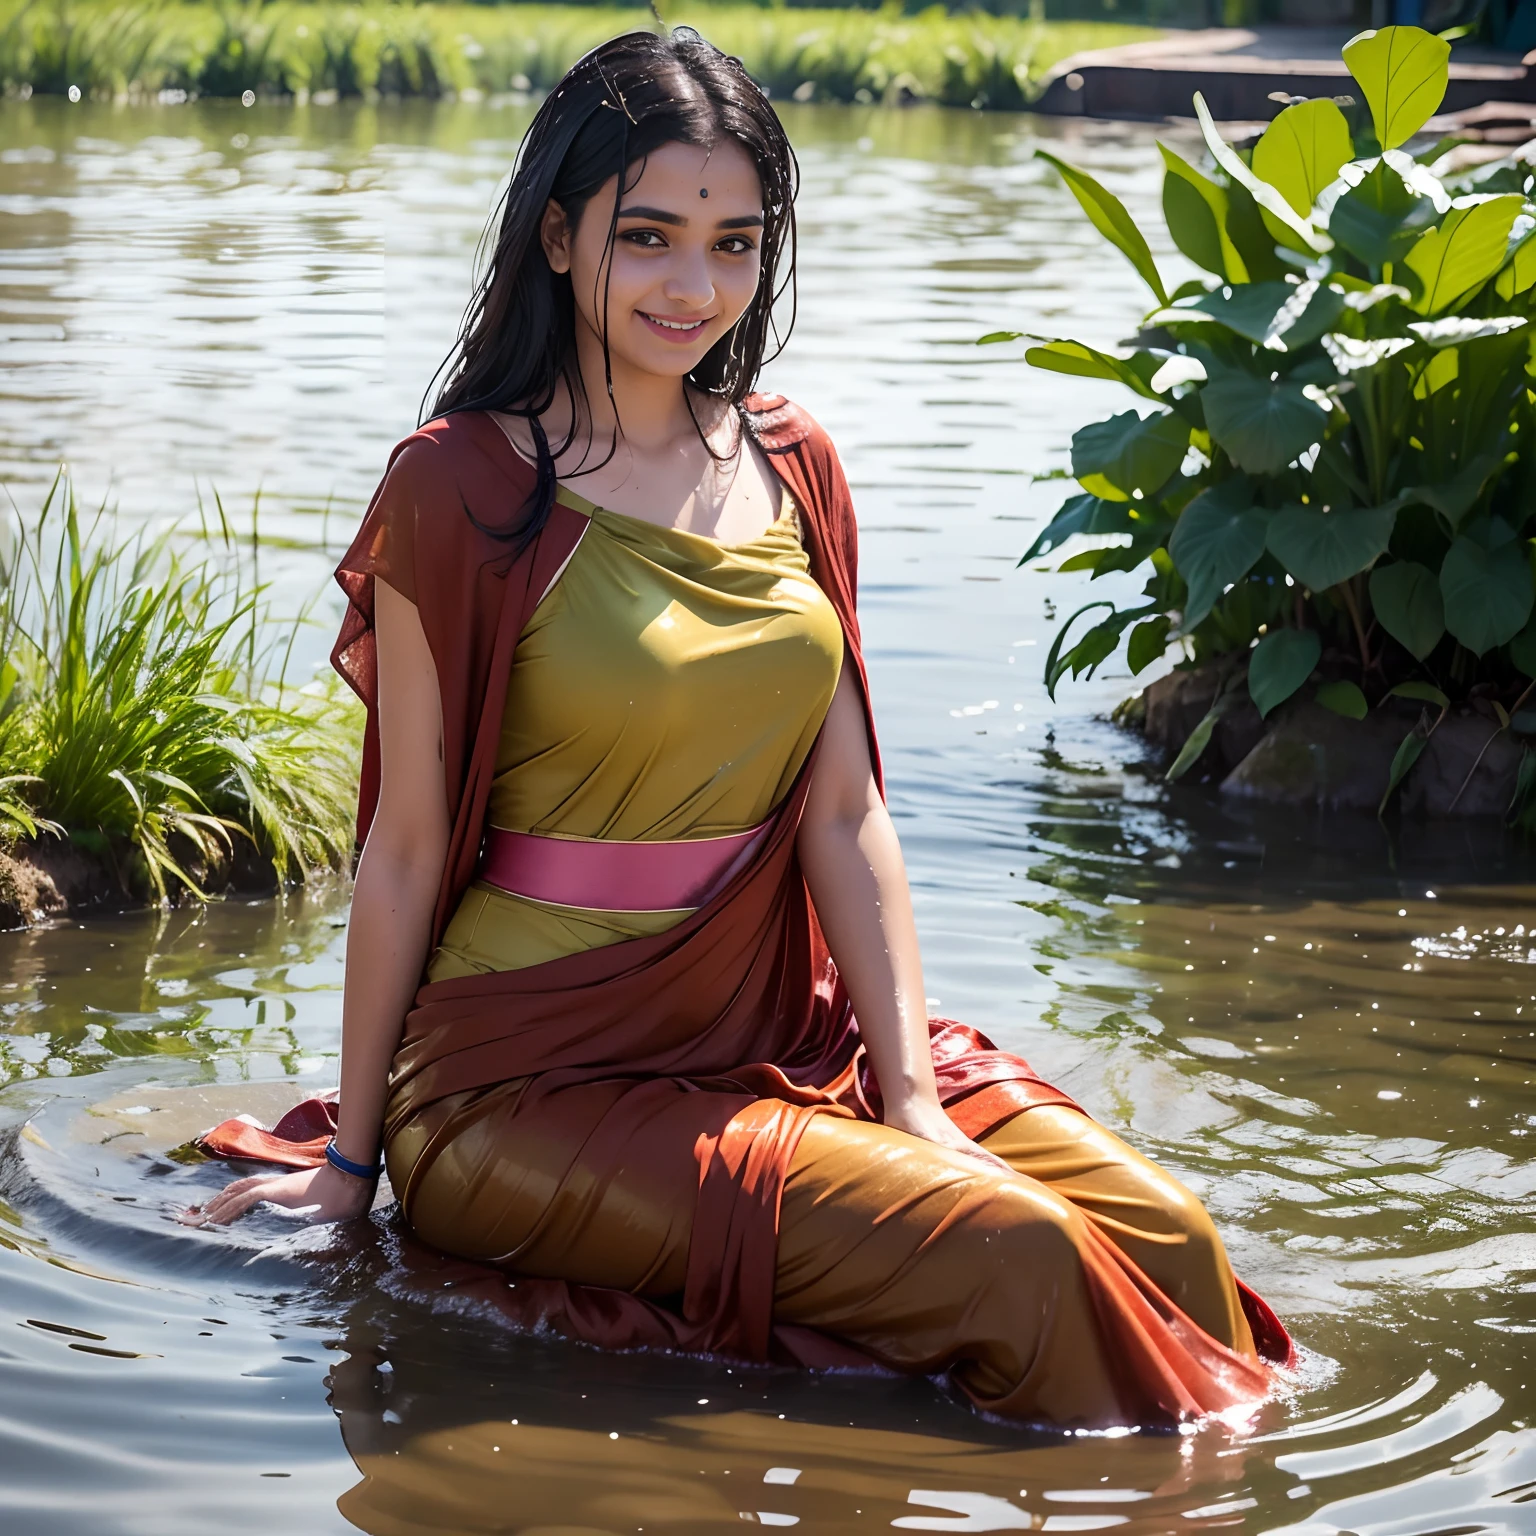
622, 229, 666, 248
717, 236, 756, 254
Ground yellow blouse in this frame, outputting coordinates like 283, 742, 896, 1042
427, 486, 844, 981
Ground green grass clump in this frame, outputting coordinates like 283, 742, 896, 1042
0, 474, 360, 903
0, 0, 1155, 108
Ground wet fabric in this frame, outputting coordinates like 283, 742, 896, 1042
429, 487, 842, 982
388, 1091, 1261, 1429
199, 401, 1293, 1427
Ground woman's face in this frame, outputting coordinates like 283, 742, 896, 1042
542, 137, 765, 383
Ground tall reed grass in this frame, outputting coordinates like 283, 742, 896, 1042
0, 0, 1153, 108
0, 474, 359, 903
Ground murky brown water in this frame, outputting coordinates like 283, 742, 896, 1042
2, 93, 1534, 1535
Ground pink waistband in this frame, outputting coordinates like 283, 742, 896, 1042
478, 821, 771, 912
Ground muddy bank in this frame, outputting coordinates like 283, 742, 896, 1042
0, 833, 298, 929
1127, 660, 1527, 819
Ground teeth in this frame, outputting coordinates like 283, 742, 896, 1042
648, 315, 703, 330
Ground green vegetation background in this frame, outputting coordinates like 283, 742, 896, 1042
0, 479, 360, 906
1014, 26, 1536, 821
0, 0, 1156, 108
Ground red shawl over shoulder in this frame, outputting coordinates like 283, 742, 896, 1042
204, 399, 1292, 1414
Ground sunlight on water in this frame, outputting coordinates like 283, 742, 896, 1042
2, 94, 1534, 1534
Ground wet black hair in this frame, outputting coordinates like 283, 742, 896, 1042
425, 28, 799, 549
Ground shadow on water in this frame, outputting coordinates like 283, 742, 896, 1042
2, 94, 1535, 1533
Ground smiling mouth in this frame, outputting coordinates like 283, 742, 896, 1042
640, 311, 712, 338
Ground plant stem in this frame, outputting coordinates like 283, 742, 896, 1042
1445, 682, 1533, 813
1337, 578, 1370, 677
1448, 723, 1505, 812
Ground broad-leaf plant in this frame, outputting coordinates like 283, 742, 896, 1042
1003, 26, 1536, 817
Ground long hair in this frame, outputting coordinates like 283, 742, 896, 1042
425, 28, 799, 549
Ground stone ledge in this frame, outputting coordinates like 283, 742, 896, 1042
1136, 663, 1526, 820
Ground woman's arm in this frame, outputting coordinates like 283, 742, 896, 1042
189, 579, 451, 1225
796, 664, 1007, 1170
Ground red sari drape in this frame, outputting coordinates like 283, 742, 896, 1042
202, 399, 1292, 1417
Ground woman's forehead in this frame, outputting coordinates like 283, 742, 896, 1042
622, 139, 762, 213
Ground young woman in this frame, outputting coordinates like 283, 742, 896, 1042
192, 29, 1290, 1427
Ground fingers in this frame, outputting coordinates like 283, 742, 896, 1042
944, 1140, 1009, 1176
183, 1190, 249, 1227
180, 1173, 286, 1227
942, 1130, 1016, 1178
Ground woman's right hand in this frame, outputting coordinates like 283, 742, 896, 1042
181, 1162, 375, 1228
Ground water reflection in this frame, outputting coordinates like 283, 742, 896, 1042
2, 93, 1534, 1534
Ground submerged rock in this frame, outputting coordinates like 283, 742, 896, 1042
1221, 700, 1406, 813
1134, 664, 1528, 821
1139, 656, 1267, 777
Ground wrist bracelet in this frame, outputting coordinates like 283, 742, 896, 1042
325, 1140, 383, 1181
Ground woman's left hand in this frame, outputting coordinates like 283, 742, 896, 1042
179, 1162, 375, 1228
883, 1095, 1014, 1176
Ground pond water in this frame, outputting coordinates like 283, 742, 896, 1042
2, 94, 1535, 1535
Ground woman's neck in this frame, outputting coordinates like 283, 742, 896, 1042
558, 317, 722, 461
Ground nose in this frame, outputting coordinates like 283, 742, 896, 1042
662, 243, 716, 310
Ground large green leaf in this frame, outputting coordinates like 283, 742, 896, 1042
1379, 719, 1431, 819
1057, 612, 1135, 682
1043, 599, 1115, 700
1070, 410, 1190, 502
1252, 98, 1354, 247
1266, 502, 1399, 591
1159, 144, 1244, 281
1317, 680, 1369, 719
1025, 339, 1160, 401
1407, 314, 1526, 347
1495, 226, 1536, 299
1343, 26, 1450, 151
1327, 157, 1441, 270
1322, 335, 1418, 379
1044, 603, 1157, 698
1167, 476, 1269, 631
1187, 282, 1291, 342
1509, 615, 1536, 678
1248, 627, 1322, 717
1202, 367, 1328, 475
1408, 452, 1503, 527
1369, 560, 1445, 660
1388, 680, 1449, 709
1020, 492, 1135, 563
1193, 93, 1331, 254
1037, 151, 1168, 305
1190, 279, 1344, 351
1222, 180, 1293, 284
1127, 614, 1171, 675
1148, 354, 1209, 393
1440, 535, 1534, 655
1403, 196, 1524, 314
1265, 280, 1348, 352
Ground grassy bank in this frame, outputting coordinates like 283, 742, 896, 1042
0, 1, 1154, 109
0, 476, 359, 924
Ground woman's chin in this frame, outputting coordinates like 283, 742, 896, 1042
615, 322, 728, 380
623, 348, 714, 381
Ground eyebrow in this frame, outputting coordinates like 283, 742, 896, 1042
617, 205, 765, 230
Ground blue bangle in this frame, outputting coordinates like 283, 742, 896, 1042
325, 1140, 383, 1181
